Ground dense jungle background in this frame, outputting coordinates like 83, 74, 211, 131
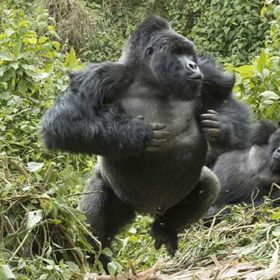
0, 0, 280, 279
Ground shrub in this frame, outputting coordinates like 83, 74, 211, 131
0, 2, 81, 161
163, 0, 270, 64
233, 3, 280, 121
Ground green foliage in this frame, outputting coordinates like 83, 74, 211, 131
0, 3, 101, 279
0, 154, 96, 279
233, 3, 280, 121
165, 0, 270, 64
79, 0, 168, 62
0, 2, 81, 161
80, 0, 270, 64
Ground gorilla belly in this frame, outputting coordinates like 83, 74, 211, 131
99, 130, 207, 214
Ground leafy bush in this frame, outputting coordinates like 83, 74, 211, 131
233, 3, 280, 121
0, 2, 81, 161
0, 3, 101, 279
79, 0, 168, 62
166, 0, 270, 64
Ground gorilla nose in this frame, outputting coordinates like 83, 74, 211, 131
185, 57, 202, 79
188, 61, 198, 71
274, 147, 280, 159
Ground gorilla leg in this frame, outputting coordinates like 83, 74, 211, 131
80, 168, 135, 266
151, 167, 220, 255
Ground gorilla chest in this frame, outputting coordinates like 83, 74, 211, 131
119, 85, 195, 137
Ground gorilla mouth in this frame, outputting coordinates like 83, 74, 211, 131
188, 73, 203, 80
186, 76, 203, 82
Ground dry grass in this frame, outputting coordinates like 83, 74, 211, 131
39, 0, 96, 52
85, 198, 280, 279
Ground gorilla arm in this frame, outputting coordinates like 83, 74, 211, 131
201, 98, 251, 148
197, 54, 251, 167
40, 63, 169, 156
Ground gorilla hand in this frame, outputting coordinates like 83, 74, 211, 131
200, 110, 221, 142
130, 116, 170, 152
146, 123, 170, 151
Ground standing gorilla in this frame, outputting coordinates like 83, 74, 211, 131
41, 16, 228, 257
198, 55, 252, 167
207, 120, 280, 217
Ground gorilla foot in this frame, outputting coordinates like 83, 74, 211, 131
151, 221, 178, 256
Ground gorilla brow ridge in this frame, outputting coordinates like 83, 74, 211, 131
122, 16, 170, 65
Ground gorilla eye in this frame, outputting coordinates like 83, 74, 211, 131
145, 47, 154, 56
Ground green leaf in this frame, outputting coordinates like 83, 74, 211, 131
107, 261, 118, 276
102, 247, 113, 257
259, 91, 279, 100
13, 41, 22, 58
27, 161, 44, 172
0, 51, 14, 61
18, 80, 28, 94
0, 265, 16, 280
272, 209, 280, 220
235, 65, 254, 78
256, 51, 267, 73
64, 47, 77, 69
272, 226, 280, 237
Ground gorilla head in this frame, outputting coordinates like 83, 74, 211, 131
120, 16, 203, 99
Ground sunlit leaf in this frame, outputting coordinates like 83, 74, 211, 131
27, 210, 43, 229
27, 162, 44, 172
0, 265, 16, 280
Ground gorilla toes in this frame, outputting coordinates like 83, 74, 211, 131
150, 221, 178, 256
201, 110, 221, 142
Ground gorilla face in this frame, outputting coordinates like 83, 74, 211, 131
121, 16, 203, 99
269, 129, 280, 171
145, 30, 203, 97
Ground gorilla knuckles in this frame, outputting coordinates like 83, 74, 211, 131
41, 16, 220, 257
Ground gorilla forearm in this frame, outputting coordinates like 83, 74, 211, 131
41, 94, 152, 156
41, 63, 154, 156
218, 100, 251, 149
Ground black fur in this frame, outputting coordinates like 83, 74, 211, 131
207, 120, 280, 218
40, 16, 228, 266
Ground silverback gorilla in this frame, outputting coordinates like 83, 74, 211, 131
39, 16, 237, 259
207, 120, 280, 217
